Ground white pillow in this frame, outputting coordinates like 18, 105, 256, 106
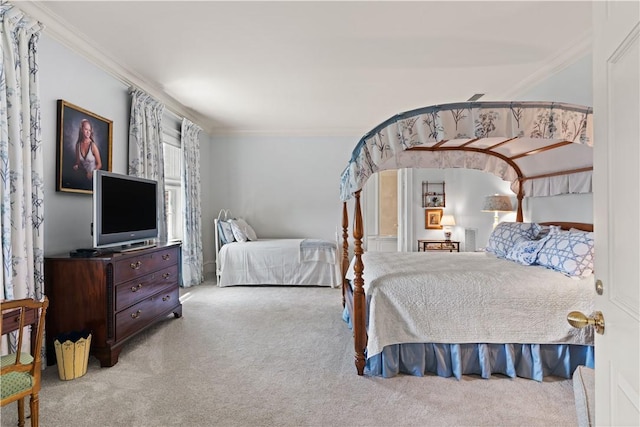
536, 224, 564, 239
229, 218, 257, 242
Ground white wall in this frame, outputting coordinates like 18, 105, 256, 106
361, 55, 595, 251
37, 30, 594, 269
516, 53, 594, 224
37, 33, 356, 276
209, 134, 356, 242
40, 35, 130, 255
198, 132, 217, 278
39, 35, 209, 257
411, 169, 516, 251
518, 55, 593, 106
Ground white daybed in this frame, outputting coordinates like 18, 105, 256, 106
215, 210, 340, 287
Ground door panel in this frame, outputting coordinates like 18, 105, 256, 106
592, 1, 640, 425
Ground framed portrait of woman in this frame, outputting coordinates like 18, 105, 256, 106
56, 100, 113, 194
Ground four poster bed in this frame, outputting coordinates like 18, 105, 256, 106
339, 101, 596, 380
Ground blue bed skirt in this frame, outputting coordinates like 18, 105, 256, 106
343, 307, 594, 381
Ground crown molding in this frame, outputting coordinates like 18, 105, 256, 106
208, 127, 365, 138
498, 30, 593, 100
16, 1, 217, 135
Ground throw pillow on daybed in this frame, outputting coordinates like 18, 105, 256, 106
218, 220, 236, 244
486, 222, 542, 258
229, 218, 258, 242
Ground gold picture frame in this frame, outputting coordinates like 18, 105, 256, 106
56, 100, 113, 194
425, 208, 443, 229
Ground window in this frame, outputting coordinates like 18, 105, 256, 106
163, 128, 182, 241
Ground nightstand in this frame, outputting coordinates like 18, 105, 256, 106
417, 240, 460, 252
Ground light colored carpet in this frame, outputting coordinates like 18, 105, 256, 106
1, 282, 579, 427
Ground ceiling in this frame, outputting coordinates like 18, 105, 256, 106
21, 1, 593, 136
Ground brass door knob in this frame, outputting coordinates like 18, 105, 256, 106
567, 311, 605, 335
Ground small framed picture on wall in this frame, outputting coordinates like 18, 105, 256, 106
425, 208, 443, 229
56, 100, 113, 194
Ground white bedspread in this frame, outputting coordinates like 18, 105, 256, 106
346, 251, 595, 357
300, 239, 337, 264
219, 239, 339, 287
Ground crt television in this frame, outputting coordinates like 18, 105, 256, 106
92, 170, 159, 249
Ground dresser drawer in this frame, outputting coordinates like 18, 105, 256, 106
113, 247, 179, 283
114, 265, 178, 312
115, 287, 179, 342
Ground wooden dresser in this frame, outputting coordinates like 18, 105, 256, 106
44, 242, 182, 367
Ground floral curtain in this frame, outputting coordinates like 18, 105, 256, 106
128, 88, 168, 242
180, 118, 203, 287
340, 101, 593, 201
0, 2, 45, 355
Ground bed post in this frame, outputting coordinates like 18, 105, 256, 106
341, 201, 349, 308
353, 190, 366, 375
516, 187, 524, 222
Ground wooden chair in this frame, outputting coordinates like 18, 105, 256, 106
1, 297, 49, 427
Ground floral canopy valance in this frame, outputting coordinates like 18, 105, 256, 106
339, 101, 593, 206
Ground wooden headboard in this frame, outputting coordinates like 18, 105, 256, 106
538, 222, 593, 232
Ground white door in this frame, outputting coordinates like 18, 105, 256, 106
592, 1, 640, 425
363, 170, 400, 252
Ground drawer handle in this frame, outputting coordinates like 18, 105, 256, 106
131, 310, 142, 319
162, 295, 171, 302
130, 261, 142, 270
162, 254, 170, 260
131, 283, 143, 292
162, 273, 171, 279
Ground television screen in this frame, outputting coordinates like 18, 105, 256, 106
93, 171, 158, 249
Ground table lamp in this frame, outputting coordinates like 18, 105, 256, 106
481, 194, 513, 228
440, 214, 456, 241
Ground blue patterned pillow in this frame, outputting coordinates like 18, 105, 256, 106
486, 222, 542, 258
217, 220, 236, 244
537, 231, 594, 276
506, 236, 550, 265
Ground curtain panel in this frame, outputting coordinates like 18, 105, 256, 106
0, 2, 45, 358
128, 88, 168, 242
180, 119, 203, 287
0, 3, 45, 301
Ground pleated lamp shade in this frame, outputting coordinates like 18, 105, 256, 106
482, 195, 513, 228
